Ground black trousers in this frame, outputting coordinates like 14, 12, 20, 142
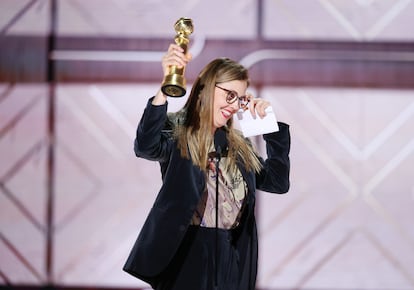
154, 225, 241, 290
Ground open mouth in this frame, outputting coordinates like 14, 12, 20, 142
221, 109, 233, 119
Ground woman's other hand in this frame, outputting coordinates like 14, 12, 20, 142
248, 97, 271, 119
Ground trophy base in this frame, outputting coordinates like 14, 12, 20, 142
161, 84, 186, 98
161, 74, 186, 97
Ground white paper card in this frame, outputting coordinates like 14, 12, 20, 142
234, 106, 279, 137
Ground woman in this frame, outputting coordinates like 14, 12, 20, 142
123, 44, 291, 290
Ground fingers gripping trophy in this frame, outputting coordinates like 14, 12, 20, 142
161, 17, 194, 97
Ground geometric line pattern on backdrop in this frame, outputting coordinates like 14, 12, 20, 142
318, 0, 413, 40
1, 84, 413, 287
318, 0, 361, 39
53, 83, 141, 232
0, 0, 39, 35
261, 96, 359, 283
3, 0, 414, 41
0, 84, 15, 104
53, 142, 101, 232
260, 89, 414, 288
298, 90, 414, 249
54, 87, 131, 280
59, 95, 123, 160
297, 90, 414, 160
266, 0, 414, 40
298, 89, 414, 283
0, 93, 43, 139
363, 0, 413, 39
0, 232, 43, 282
1, 139, 46, 232
293, 228, 414, 288
363, 137, 414, 246
0, 87, 47, 282
88, 85, 135, 140
63, 0, 203, 36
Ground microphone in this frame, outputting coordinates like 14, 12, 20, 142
213, 128, 228, 160
213, 127, 227, 290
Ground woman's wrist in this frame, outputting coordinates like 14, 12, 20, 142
152, 88, 168, 105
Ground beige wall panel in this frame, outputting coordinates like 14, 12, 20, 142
2, 84, 413, 289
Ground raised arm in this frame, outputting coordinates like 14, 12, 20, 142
134, 44, 192, 161
256, 122, 291, 193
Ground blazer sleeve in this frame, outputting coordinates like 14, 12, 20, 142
134, 97, 172, 162
255, 122, 291, 193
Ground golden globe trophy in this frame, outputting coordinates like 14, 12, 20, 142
161, 17, 194, 97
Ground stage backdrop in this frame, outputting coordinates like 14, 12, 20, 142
1, 83, 413, 289
1, 0, 414, 289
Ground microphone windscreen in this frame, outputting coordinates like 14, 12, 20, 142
214, 128, 227, 154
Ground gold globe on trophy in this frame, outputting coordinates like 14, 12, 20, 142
161, 17, 194, 97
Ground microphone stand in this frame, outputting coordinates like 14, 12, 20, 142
214, 146, 222, 290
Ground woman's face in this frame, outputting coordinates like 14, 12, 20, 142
212, 79, 247, 130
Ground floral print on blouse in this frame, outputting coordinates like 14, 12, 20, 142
191, 154, 247, 229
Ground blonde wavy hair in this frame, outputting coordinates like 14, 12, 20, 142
169, 57, 262, 173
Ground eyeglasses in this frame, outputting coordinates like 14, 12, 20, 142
215, 85, 250, 111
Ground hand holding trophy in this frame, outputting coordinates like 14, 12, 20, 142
161, 17, 194, 97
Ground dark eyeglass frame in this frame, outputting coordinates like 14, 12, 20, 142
215, 85, 250, 111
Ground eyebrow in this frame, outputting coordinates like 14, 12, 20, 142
215, 85, 246, 98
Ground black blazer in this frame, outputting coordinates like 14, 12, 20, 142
123, 98, 291, 288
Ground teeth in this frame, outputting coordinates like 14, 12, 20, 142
222, 110, 231, 118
